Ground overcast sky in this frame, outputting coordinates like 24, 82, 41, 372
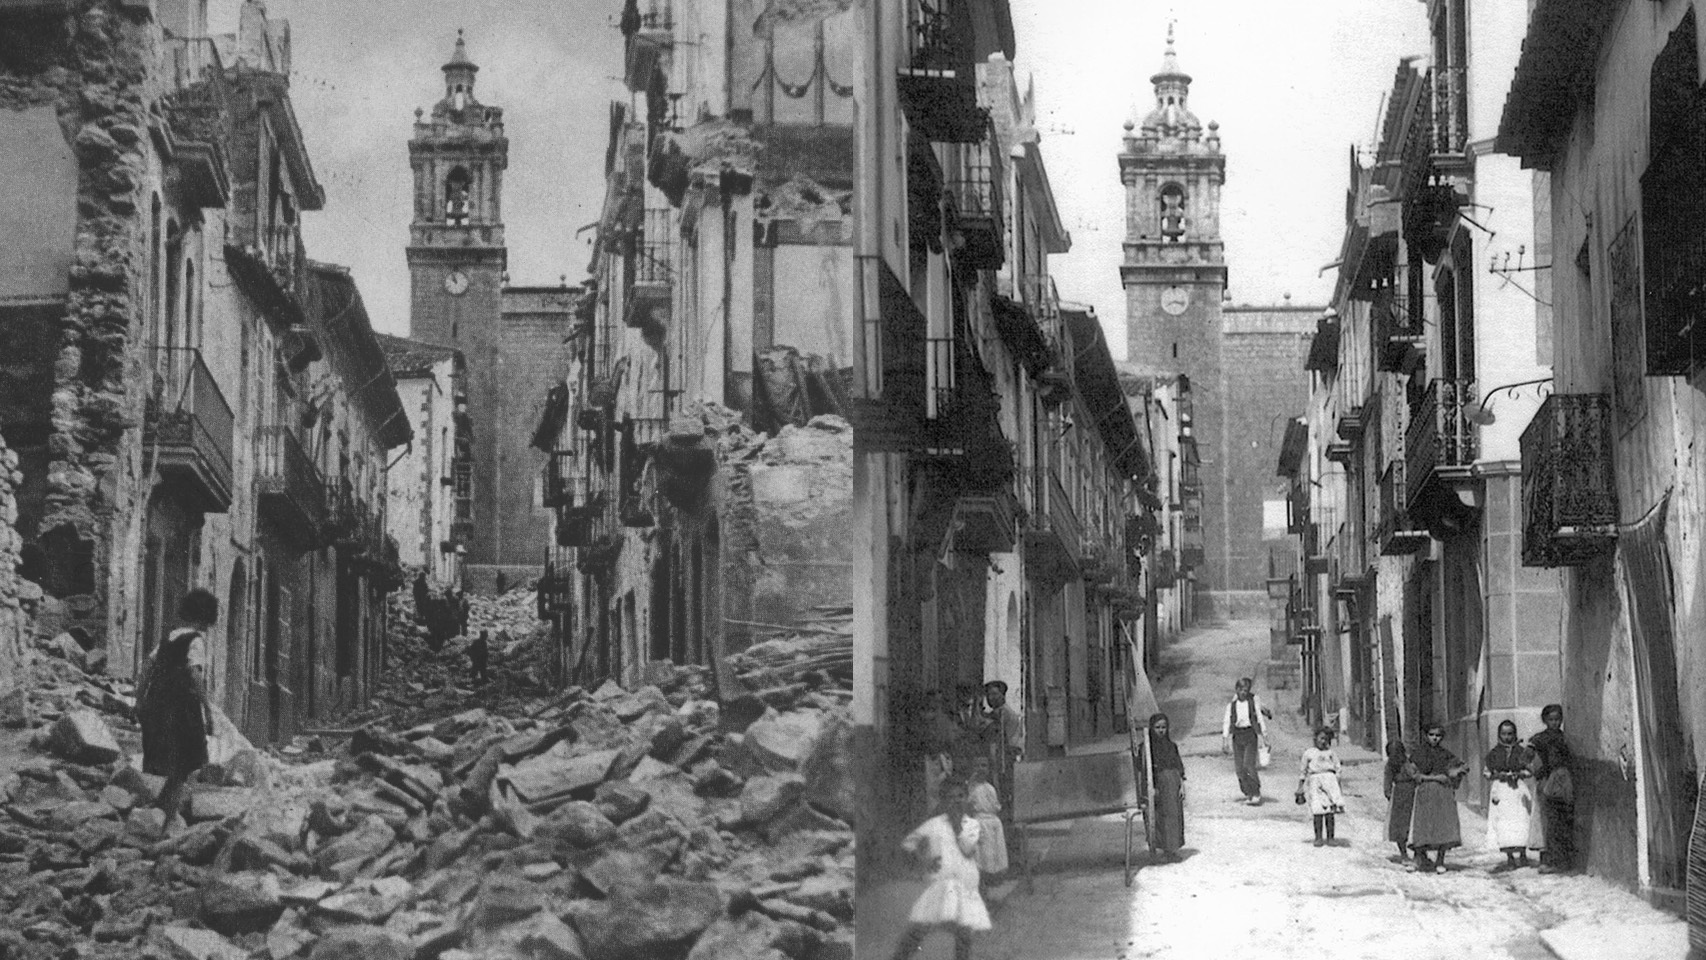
283, 0, 1428, 351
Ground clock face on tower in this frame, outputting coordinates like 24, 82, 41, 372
444, 270, 470, 296
1161, 286, 1190, 315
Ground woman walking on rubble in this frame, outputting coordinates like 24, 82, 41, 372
890, 776, 991, 960
1407, 722, 1469, 873
136, 589, 219, 827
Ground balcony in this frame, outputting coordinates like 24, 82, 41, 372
948, 489, 1020, 554
626, 208, 672, 337
542, 450, 575, 508
1405, 378, 1479, 533
161, 38, 230, 209
1376, 460, 1430, 556
1325, 441, 1356, 466
257, 426, 327, 545
327, 477, 361, 546
1374, 293, 1424, 373
143, 348, 234, 512
621, 0, 673, 92
1521, 394, 1617, 567
1304, 315, 1340, 373
1432, 65, 1468, 161
1024, 471, 1082, 581
1335, 406, 1364, 441
896, 4, 987, 143
944, 137, 1003, 270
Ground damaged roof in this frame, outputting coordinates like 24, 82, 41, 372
376, 333, 462, 378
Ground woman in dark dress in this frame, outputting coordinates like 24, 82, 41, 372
1383, 740, 1416, 863
1529, 704, 1575, 873
1407, 722, 1468, 873
1143, 712, 1187, 862
136, 589, 218, 824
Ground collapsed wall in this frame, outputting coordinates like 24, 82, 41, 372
0, 3, 162, 659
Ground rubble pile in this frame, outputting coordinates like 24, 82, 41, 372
1, 605, 854, 960
727, 607, 853, 695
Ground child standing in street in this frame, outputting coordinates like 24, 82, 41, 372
1383, 740, 1416, 863
890, 777, 991, 960
967, 756, 1008, 883
1297, 726, 1346, 847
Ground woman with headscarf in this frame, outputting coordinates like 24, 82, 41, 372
1142, 712, 1187, 863
1407, 722, 1468, 873
1383, 740, 1416, 863
136, 589, 219, 826
1484, 719, 1537, 872
1528, 704, 1575, 874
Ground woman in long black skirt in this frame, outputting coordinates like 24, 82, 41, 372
1143, 712, 1187, 862
136, 589, 218, 825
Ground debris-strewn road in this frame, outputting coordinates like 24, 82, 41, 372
906, 619, 1685, 960
1, 586, 853, 960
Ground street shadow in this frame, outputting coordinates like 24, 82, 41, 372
1157, 695, 1199, 736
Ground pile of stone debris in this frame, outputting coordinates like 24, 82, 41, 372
0, 622, 853, 960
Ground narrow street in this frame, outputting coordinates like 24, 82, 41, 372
896, 617, 1685, 960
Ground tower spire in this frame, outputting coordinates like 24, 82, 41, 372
1142, 24, 1199, 139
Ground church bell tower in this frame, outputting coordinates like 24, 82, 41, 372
407, 30, 508, 349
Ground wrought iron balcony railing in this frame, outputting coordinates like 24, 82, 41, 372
543, 449, 576, 508
144, 347, 235, 510
1521, 393, 1617, 567
897, 1, 988, 143
944, 136, 1003, 269
1376, 459, 1429, 555
1432, 65, 1468, 158
257, 425, 327, 539
1374, 292, 1423, 372
1405, 378, 1476, 509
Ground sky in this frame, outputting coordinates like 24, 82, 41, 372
279, 0, 1429, 350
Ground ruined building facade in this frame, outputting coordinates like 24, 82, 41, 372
380, 335, 470, 588
0, 0, 408, 743
533, 0, 856, 689
405, 36, 576, 590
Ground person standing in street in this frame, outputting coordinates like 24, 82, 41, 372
1485, 719, 1538, 872
981, 680, 1024, 822
412, 571, 430, 622
1221, 677, 1269, 805
136, 589, 219, 828
1143, 712, 1187, 862
468, 629, 490, 685
1384, 740, 1417, 863
1529, 704, 1576, 874
1407, 722, 1468, 873
889, 776, 991, 960
1297, 726, 1346, 847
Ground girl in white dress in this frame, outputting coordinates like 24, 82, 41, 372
1297, 726, 1346, 847
967, 756, 1009, 879
890, 777, 991, 960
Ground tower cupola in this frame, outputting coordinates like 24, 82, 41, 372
441, 30, 480, 113
1141, 25, 1202, 140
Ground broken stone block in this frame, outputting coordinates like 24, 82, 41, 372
787, 873, 853, 923
798, 711, 854, 823
199, 871, 284, 936
468, 874, 547, 929
187, 787, 251, 823
43, 632, 88, 671
307, 927, 413, 960
739, 774, 806, 827
504, 746, 619, 805
762, 801, 848, 843
152, 923, 248, 960
124, 806, 167, 841
0, 686, 31, 729
684, 912, 815, 960
580, 847, 670, 897
506, 911, 588, 960
741, 709, 825, 774
591, 680, 627, 701
46, 709, 120, 765
48, 799, 114, 831
315, 876, 413, 925
572, 879, 724, 960
533, 800, 616, 851
594, 780, 651, 824
313, 814, 395, 872
98, 784, 133, 813
280, 879, 342, 907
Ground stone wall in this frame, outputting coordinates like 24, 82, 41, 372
0, 3, 161, 655
0, 434, 37, 723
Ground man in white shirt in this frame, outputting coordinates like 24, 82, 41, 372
1221, 677, 1268, 805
